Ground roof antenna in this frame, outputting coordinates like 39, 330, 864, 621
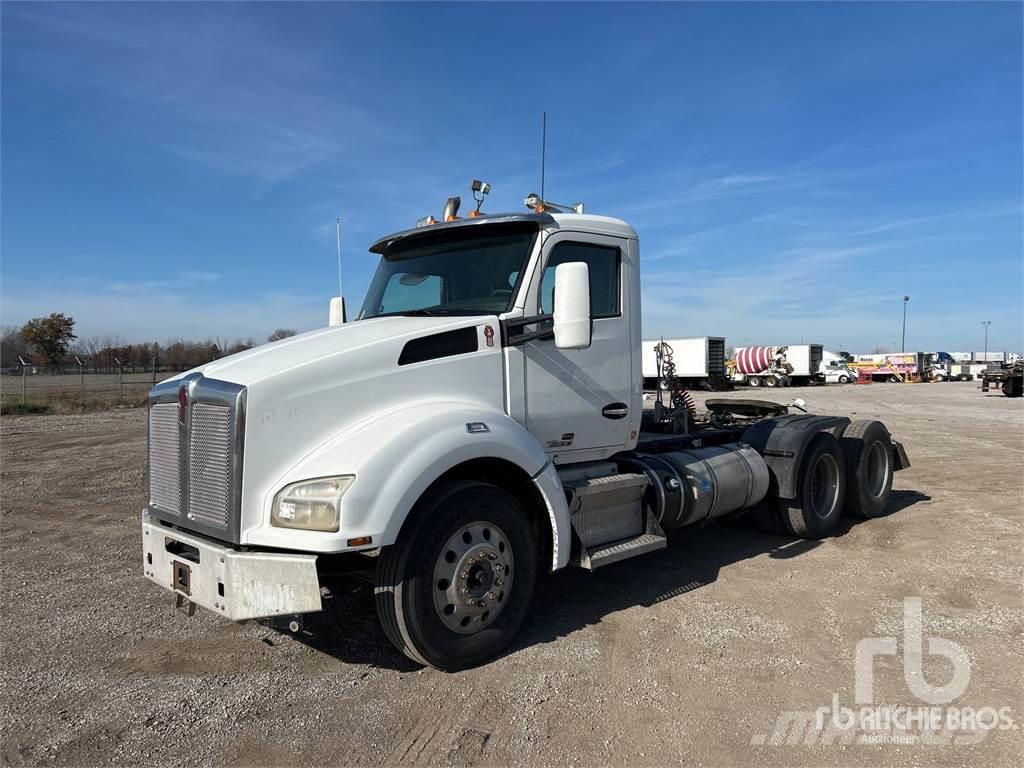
540, 111, 547, 203
329, 217, 347, 325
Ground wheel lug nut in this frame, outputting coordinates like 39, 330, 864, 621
494, 564, 503, 572
486, 591, 497, 601
495, 578, 503, 586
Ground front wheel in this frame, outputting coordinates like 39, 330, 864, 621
764, 375, 778, 388
375, 481, 537, 671
838, 375, 850, 384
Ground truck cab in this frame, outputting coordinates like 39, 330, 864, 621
142, 189, 909, 670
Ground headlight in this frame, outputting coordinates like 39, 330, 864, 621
271, 476, 354, 532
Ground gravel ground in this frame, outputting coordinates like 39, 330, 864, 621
1, 382, 1022, 766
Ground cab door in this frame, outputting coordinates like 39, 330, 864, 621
522, 232, 635, 460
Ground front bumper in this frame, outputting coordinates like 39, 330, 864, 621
142, 511, 322, 621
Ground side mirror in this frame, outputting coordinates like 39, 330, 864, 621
552, 262, 591, 350
329, 297, 347, 326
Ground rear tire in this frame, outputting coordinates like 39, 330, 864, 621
748, 376, 761, 387
775, 433, 846, 538
841, 420, 894, 518
764, 376, 778, 388
1004, 378, 1023, 397
375, 481, 537, 671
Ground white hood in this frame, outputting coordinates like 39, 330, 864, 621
195, 315, 471, 387
193, 315, 508, 539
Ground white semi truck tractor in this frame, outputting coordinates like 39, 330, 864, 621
142, 189, 910, 670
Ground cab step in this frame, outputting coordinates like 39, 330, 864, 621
578, 532, 667, 570
564, 472, 649, 547
560, 468, 668, 569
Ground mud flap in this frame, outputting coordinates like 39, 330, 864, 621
893, 440, 911, 471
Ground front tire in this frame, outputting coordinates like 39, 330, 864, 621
764, 375, 778, 388
775, 433, 846, 538
838, 375, 849, 384
375, 481, 537, 671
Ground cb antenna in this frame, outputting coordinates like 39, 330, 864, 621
328, 217, 347, 325
540, 111, 547, 202
342, 219, 350, 301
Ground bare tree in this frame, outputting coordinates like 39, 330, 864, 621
0, 325, 29, 367
268, 328, 297, 342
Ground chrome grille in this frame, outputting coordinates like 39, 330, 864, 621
188, 402, 233, 529
148, 403, 181, 512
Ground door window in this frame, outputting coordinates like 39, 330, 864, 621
540, 242, 620, 317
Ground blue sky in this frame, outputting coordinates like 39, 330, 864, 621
2, 1, 1021, 354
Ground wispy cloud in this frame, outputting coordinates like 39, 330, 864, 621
847, 204, 1021, 237
180, 271, 221, 283
8, 4, 401, 185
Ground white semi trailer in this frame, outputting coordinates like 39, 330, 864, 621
142, 189, 909, 670
640, 336, 727, 390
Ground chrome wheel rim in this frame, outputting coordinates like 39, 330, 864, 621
810, 453, 840, 519
432, 522, 513, 635
866, 440, 889, 498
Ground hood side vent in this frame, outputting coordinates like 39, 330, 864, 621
399, 327, 479, 366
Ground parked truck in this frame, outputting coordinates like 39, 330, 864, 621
980, 360, 1024, 397
142, 189, 909, 670
640, 336, 727, 390
731, 344, 824, 387
820, 350, 857, 384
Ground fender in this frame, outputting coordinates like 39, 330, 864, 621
741, 414, 850, 499
248, 400, 571, 570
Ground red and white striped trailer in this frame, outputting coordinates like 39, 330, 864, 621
732, 344, 824, 387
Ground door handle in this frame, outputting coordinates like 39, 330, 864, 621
602, 402, 629, 420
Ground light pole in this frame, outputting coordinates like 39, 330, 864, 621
901, 296, 910, 352
982, 320, 991, 362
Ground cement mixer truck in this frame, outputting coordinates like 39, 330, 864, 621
731, 344, 824, 387
141, 186, 909, 670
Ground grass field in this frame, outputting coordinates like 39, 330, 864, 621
0, 372, 175, 414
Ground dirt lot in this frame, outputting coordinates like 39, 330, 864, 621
1, 382, 1022, 767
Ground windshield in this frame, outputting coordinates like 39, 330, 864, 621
359, 222, 538, 319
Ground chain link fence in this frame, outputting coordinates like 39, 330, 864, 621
1, 365, 176, 414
